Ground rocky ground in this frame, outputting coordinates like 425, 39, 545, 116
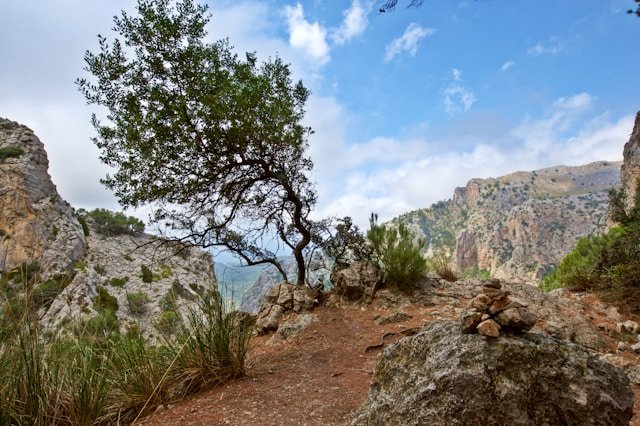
141, 276, 640, 425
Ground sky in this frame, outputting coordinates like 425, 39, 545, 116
1, 0, 639, 232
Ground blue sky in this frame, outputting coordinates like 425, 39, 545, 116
0, 0, 639, 229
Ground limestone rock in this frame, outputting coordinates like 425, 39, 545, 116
255, 282, 317, 334
374, 310, 412, 325
476, 318, 500, 337
494, 307, 537, 331
0, 117, 87, 276
621, 111, 640, 213
330, 261, 382, 301
394, 161, 620, 283
352, 321, 634, 426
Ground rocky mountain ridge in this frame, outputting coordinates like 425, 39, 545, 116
394, 161, 620, 283
0, 117, 216, 341
622, 111, 640, 212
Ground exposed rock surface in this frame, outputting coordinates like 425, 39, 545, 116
0, 117, 86, 275
240, 255, 330, 314
255, 282, 317, 334
621, 111, 640, 212
394, 161, 620, 283
352, 321, 634, 426
330, 261, 382, 302
40, 222, 216, 341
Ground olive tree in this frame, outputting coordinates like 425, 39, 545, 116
77, 0, 318, 285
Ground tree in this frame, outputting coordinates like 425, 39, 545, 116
77, 0, 318, 285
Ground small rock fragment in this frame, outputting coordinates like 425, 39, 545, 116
460, 309, 483, 334
477, 319, 501, 337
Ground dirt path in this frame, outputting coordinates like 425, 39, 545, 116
141, 298, 640, 425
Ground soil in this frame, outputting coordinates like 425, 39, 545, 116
140, 293, 640, 426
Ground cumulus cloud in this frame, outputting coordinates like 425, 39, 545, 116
284, 3, 330, 66
443, 68, 476, 115
311, 93, 631, 229
384, 22, 435, 63
332, 0, 369, 45
500, 60, 514, 71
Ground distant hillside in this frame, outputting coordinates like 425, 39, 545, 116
394, 161, 621, 283
215, 263, 269, 306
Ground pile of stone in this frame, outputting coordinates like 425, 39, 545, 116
460, 279, 537, 337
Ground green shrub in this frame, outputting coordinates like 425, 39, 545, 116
109, 276, 128, 288
74, 308, 121, 341
155, 311, 180, 334
367, 213, 427, 289
462, 266, 491, 280
126, 291, 149, 315
0, 146, 25, 160
94, 286, 119, 313
160, 289, 177, 312
32, 273, 75, 310
427, 250, 460, 282
87, 208, 145, 235
94, 264, 107, 275
141, 264, 154, 283
77, 214, 90, 236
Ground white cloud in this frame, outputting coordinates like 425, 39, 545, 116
312, 93, 632, 229
332, 0, 369, 45
284, 3, 330, 66
527, 39, 562, 56
384, 22, 435, 63
443, 68, 476, 115
500, 60, 515, 71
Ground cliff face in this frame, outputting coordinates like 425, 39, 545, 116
395, 161, 621, 283
0, 118, 86, 275
621, 112, 640, 211
0, 117, 217, 341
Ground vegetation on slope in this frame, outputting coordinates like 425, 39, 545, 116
542, 186, 640, 311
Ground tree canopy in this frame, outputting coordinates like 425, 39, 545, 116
77, 0, 319, 285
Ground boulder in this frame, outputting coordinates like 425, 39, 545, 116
255, 282, 317, 334
330, 261, 382, 301
352, 321, 634, 425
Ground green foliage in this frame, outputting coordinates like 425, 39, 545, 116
140, 264, 154, 283
94, 263, 106, 275
0, 146, 25, 160
542, 186, 640, 311
427, 250, 460, 282
154, 311, 180, 334
126, 291, 149, 315
77, 0, 318, 285
32, 273, 75, 310
322, 216, 372, 266
367, 213, 427, 288
87, 208, 145, 235
109, 276, 128, 288
160, 289, 178, 312
94, 286, 119, 313
77, 214, 90, 236
462, 266, 491, 280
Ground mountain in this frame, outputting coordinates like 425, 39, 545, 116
393, 161, 621, 283
0, 117, 216, 341
621, 112, 640, 212
215, 262, 269, 306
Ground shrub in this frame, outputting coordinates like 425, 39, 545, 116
94, 286, 119, 313
462, 266, 491, 280
367, 213, 427, 289
155, 311, 180, 334
323, 216, 372, 267
94, 264, 107, 275
87, 208, 145, 235
427, 251, 459, 282
32, 273, 75, 310
0, 146, 25, 160
126, 291, 149, 315
140, 265, 154, 283
109, 276, 128, 288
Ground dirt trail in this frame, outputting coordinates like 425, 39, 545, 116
141, 298, 640, 426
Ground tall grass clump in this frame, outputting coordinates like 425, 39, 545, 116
367, 213, 427, 289
427, 250, 460, 282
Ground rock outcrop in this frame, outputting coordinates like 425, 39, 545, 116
352, 321, 634, 425
255, 282, 317, 334
621, 111, 640, 212
330, 261, 382, 302
0, 118, 86, 275
394, 161, 620, 283
0, 117, 218, 342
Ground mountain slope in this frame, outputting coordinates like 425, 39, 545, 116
394, 161, 620, 283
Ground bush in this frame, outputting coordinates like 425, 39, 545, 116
0, 146, 24, 160
109, 276, 128, 288
87, 208, 145, 235
427, 251, 459, 282
126, 291, 149, 315
140, 264, 154, 283
94, 286, 119, 313
323, 216, 372, 267
367, 213, 427, 289
32, 273, 75, 310
155, 311, 180, 334
462, 265, 490, 280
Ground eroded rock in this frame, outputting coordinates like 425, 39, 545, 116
352, 321, 634, 426
331, 261, 382, 301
